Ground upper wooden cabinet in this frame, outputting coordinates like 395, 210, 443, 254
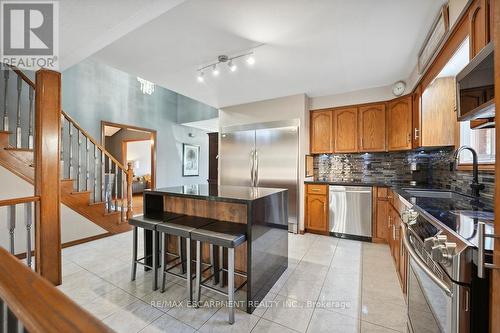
387, 97, 412, 151
412, 89, 421, 148
310, 110, 333, 154
420, 77, 457, 147
333, 107, 358, 153
359, 104, 386, 152
469, 0, 489, 59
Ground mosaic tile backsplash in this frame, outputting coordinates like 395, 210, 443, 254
314, 147, 495, 203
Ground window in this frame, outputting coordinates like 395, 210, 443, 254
459, 122, 496, 164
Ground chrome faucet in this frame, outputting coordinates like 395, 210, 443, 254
453, 146, 485, 197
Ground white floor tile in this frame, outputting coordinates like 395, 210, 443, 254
139, 314, 195, 333
102, 300, 163, 333
198, 306, 260, 333
59, 231, 406, 332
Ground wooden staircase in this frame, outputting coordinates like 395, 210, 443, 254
0, 65, 133, 235
0, 130, 131, 234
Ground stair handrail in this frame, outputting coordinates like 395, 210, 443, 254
3, 63, 35, 88
61, 110, 127, 171
0, 246, 114, 333
61, 110, 134, 221
0, 195, 40, 206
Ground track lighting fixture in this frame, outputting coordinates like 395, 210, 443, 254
196, 51, 255, 82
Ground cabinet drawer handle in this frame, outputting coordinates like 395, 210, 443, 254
311, 188, 321, 192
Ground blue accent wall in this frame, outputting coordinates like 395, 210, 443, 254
62, 59, 216, 187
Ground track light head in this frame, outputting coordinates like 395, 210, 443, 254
197, 71, 204, 82
228, 60, 237, 72
246, 55, 255, 65
212, 64, 219, 76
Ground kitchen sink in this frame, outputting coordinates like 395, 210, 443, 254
402, 189, 455, 199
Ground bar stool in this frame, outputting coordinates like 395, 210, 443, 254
191, 222, 247, 324
129, 213, 184, 290
156, 216, 216, 302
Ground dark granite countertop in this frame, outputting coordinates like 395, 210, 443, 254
305, 179, 494, 247
304, 180, 435, 188
146, 184, 287, 203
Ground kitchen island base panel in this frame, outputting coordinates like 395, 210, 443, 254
142, 187, 288, 314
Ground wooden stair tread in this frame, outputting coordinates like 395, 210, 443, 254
0, 131, 13, 135
70, 191, 91, 195
89, 201, 105, 206
104, 211, 121, 216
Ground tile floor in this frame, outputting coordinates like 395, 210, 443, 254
58, 231, 407, 333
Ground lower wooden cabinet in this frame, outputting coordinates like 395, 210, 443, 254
373, 187, 389, 242
305, 184, 329, 234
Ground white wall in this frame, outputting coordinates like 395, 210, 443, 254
127, 140, 152, 176
219, 93, 309, 231
0, 166, 106, 255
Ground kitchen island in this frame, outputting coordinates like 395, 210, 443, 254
142, 184, 289, 313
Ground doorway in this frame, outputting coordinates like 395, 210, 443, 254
101, 121, 157, 215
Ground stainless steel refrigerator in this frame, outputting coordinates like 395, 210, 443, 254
219, 120, 299, 233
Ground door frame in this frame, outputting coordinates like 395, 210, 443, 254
101, 121, 157, 189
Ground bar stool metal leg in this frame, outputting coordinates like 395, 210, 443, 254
152, 230, 158, 291
178, 236, 186, 274
195, 240, 202, 306
219, 246, 224, 287
131, 226, 138, 281
210, 244, 216, 285
228, 247, 235, 324
160, 233, 167, 293
186, 237, 192, 303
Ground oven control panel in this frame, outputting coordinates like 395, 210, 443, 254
423, 235, 457, 266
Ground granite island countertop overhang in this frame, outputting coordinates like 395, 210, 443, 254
146, 184, 287, 204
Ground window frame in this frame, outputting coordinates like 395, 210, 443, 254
456, 123, 496, 172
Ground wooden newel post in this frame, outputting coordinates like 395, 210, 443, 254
126, 162, 133, 220
34, 70, 62, 285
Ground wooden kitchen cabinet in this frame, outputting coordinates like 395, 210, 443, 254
333, 107, 358, 153
469, 0, 489, 59
387, 96, 412, 151
359, 104, 386, 152
420, 77, 457, 147
305, 184, 329, 234
412, 89, 422, 148
373, 187, 389, 243
310, 110, 334, 154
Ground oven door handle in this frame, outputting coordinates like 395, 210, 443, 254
401, 224, 453, 297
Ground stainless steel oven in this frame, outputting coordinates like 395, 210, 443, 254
403, 225, 468, 333
397, 189, 492, 333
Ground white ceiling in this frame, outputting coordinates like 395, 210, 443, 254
182, 117, 219, 132
59, 0, 187, 70
90, 0, 446, 108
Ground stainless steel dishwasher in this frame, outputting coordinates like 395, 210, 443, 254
329, 185, 372, 240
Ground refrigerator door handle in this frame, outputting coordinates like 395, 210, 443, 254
250, 150, 255, 187
254, 150, 259, 187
